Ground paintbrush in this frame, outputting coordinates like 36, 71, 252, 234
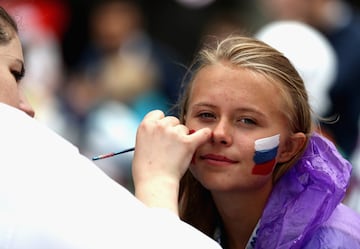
92, 128, 195, 161
92, 147, 135, 161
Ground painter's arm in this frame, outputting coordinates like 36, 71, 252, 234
132, 110, 211, 214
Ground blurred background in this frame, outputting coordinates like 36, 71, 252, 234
1, 0, 360, 210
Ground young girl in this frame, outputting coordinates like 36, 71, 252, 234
132, 36, 360, 248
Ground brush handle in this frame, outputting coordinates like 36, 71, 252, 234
92, 147, 135, 161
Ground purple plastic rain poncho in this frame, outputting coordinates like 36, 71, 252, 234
255, 133, 360, 249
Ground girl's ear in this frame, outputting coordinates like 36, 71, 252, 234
277, 132, 307, 163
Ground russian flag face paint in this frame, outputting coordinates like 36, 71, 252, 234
252, 134, 280, 175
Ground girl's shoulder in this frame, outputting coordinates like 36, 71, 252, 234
303, 203, 360, 248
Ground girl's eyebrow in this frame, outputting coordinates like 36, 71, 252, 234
192, 102, 216, 108
192, 102, 264, 115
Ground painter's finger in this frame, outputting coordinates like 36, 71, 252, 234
188, 127, 212, 149
158, 115, 181, 127
143, 110, 165, 122
172, 123, 189, 135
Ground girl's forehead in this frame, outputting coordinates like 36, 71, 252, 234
188, 64, 286, 112
191, 64, 281, 95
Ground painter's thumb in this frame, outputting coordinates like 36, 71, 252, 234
189, 128, 212, 149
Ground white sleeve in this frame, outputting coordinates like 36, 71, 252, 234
0, 103, 221, 249
142, 208, 222, 249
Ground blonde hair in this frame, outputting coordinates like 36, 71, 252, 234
178, 35, 312, 237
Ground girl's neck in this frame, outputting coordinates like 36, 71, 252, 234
211, 182, 272, 249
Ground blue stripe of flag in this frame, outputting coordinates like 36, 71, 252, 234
253, 146, 278, 164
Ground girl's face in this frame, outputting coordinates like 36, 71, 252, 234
185, 63, 293, 193
0, 33, 34, 117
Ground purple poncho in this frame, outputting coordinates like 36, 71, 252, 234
256, 133, 360, 248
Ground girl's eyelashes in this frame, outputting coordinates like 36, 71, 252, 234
195, 112, 257, 126
238, 117, 257, 125
11, 69, 24, 82
11, 62, 25, 82
196, 112, 216, 121
198, 112, 215, 118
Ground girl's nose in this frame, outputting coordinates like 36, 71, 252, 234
211, 120, 233, 146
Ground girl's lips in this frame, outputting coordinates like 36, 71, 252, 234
200, 154, 238, 164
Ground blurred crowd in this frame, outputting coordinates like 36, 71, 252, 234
1, 0, 360, 210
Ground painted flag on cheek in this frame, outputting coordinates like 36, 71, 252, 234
252, 134, 280, 175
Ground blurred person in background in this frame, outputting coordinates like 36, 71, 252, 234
255, 21, 337, 122
199, 8, 248, 43
256, 0, 360, 160
58, 0, 184, 188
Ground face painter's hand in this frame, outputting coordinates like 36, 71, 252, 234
132, 110, 211, 214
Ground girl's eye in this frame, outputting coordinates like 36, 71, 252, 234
239, 118, 256, 125
198, 112, 216, 120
